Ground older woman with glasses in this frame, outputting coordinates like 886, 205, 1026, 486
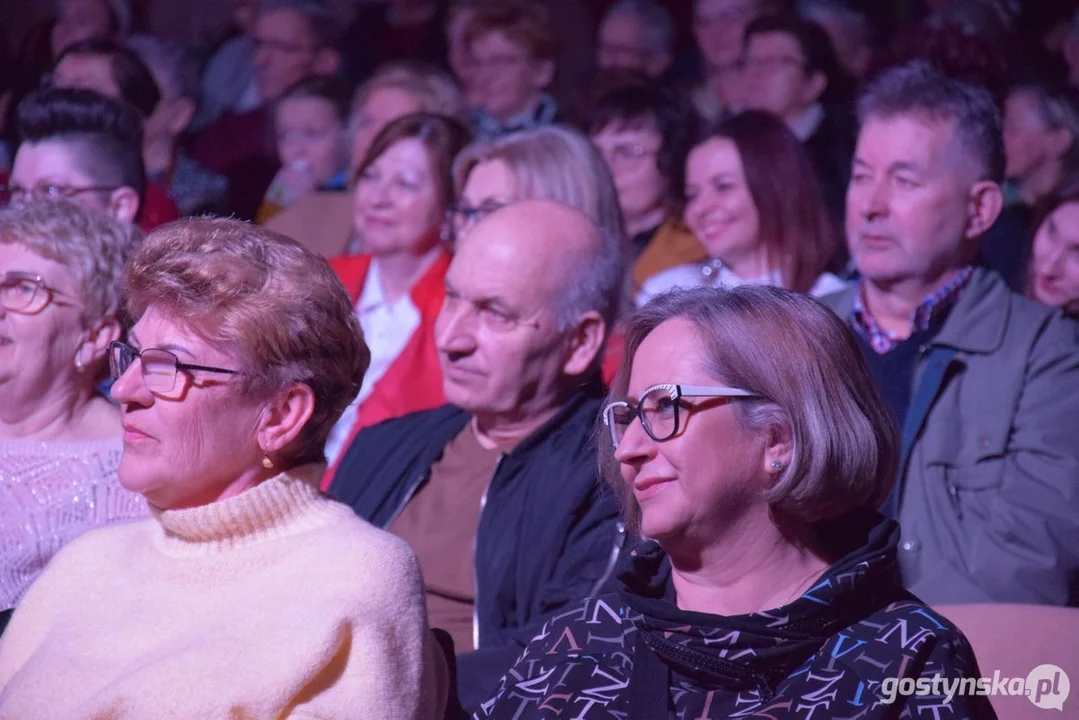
0, 201, 146, 624
475, 285, 993, 719
320, 113, 471, 481
0, 218, 446, 718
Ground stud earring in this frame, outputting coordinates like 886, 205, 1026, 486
771, 460, 784, 471
74, 355, 85, 372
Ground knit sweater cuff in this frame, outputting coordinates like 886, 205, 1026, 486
150, 463, 353, 557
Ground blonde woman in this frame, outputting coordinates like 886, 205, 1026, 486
266, 62, 466, 256
447, 124, 626, 245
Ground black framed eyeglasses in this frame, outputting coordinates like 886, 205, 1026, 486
0, 183, 121, 206
109, 341, 240, 394
441, 199, 507, 243
602, 383, 760, 449
0, 271, 81, 314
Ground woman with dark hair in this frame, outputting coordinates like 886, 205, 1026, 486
321, 113, 472, 478
589, 78, 709, 288
1027, 175, 1079, 318
638, 110, 845, 305
475, 285, 992, 719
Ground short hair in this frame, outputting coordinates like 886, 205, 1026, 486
349, 62, 467, 125
126, 34, 199, 101
0, 199, 142, 325
604, 285, 898, 534
744, 14, 851, 104
697, 110, 838, 293
278, 74, 351, 123
858, 60, 1005, 183
16, 87, 146, 198
603, 0, 676, 56
354, 113, 473, 210
556, 223, 626, 333
588, 78, 701, 206
453, 124, 627, 243
1009, 81, 1079, 180
464, 1, 556, 63
124, 218, 370, 467
55, 38, 161, 117
258, 0, 340, 50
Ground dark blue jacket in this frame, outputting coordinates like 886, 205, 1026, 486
329, 380, 625, 712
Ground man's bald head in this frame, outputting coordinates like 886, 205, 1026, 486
460, 199, 625, 328
437, 199, 625, 421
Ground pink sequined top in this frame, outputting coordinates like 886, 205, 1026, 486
0, 437, 148, 609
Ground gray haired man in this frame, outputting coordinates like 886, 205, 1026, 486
823, 61, 1079, 607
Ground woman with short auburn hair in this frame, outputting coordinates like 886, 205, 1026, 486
321, 113, 472, 480
0, 218, 446, 719
639, 110, 846, 305
0, 200, 147, 620
476, 285, 991, 719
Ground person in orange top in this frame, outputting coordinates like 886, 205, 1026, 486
322, 113, 472, 486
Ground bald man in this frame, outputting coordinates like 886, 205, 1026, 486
331, 200, 628, 712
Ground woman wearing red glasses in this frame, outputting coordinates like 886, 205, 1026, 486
0, 200, 146, 627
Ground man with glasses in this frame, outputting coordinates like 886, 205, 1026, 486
741, 14, 856, 226
330, 199, 626, 712
8, 88, 146, 225
191, 0, 341, 219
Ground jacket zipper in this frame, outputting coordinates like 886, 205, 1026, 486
384, 470, 429, 529
591, 521, 627, 595
473, 455, 503, 651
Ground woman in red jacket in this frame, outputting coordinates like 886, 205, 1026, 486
323, 113, 471, 482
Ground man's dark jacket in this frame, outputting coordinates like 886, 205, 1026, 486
329, 379, 625, 712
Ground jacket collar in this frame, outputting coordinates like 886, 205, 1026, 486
616, 511, 904, 688
500, 375, 607, 459
931, 267, 1010, 354
831, 267, 1011, 356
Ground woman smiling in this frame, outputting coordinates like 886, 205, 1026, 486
0, 201, 146, 617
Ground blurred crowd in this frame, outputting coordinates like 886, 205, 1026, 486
0, 0, 1078, 718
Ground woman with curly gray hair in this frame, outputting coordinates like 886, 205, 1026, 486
0, 200, 146, 620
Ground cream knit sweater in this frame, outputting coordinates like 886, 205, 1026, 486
0, 464, 446, 719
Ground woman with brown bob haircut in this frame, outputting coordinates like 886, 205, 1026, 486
321, 113, 472, 481
0, 219, 447, 719
477, 285, 991, 719
638, 110, 846, 305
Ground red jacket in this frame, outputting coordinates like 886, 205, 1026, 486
322, 250, 450, 489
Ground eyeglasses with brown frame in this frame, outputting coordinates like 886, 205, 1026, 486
0, 271, 82, 314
